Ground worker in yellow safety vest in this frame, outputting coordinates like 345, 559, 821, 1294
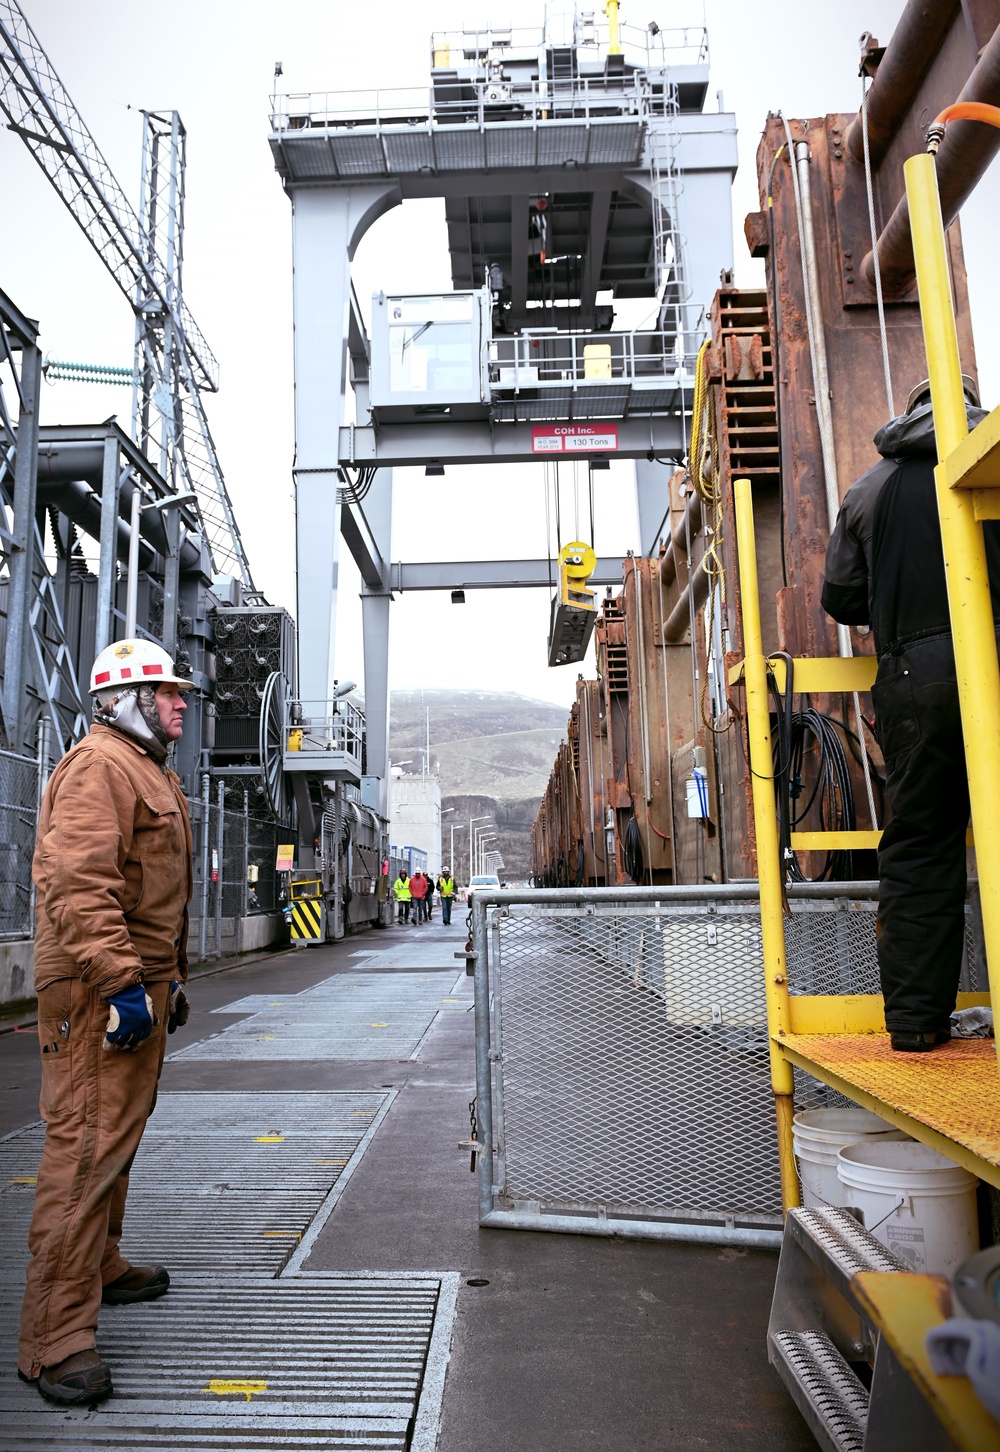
393, 870, 412, 924
437, 869, 456, 926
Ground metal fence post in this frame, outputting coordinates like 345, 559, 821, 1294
243, 790, 250, 915
198, 772, 210, 962
472, 894, 495, 1224
214, 779, 225, 957
30, 715, 51, 935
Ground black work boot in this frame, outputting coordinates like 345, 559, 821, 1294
102, 1263, 170, 1304
21, 1350, 113, 1406
889, 1029, 951, 1053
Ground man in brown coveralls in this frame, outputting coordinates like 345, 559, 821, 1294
18, 638, 194, 1406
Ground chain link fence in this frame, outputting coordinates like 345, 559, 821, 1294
470, 883, 984, 1249
0, 750, 286, 959
0, 749, 40, 938
188, 794, 285, 959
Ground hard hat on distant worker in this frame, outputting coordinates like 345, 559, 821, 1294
89, 638, 194, 695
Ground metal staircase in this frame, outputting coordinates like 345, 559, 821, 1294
768, 1207, 913, 1452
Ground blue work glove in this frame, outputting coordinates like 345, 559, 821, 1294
104, 984, 156, 1051
167, 980, 190, 1034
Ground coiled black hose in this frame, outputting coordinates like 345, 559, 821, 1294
623, 812, 645, 884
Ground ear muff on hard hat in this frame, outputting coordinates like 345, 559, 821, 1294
89, 638, 194, 695
905, 374, 980, 415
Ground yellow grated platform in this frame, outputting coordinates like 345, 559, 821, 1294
777, 1034, 1000, 1189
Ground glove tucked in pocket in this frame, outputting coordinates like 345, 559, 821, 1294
167, 980, 190, 1034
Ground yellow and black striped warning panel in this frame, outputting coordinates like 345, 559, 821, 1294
290, 896, 323, 940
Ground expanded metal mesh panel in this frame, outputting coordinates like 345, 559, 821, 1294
0, 749, 37, 937
485, 894, 925, 1230
491, 903, 781, 1223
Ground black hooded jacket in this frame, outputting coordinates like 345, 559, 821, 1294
821, 402, 1000, 655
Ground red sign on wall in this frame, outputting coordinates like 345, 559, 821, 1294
531, 424, 618, 454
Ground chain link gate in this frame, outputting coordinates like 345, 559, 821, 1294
471, 883, 982, 1248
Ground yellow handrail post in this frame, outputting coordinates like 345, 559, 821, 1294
906, 153, 1000, 1078
734, 478, 800, 1212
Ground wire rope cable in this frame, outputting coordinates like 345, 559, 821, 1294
778, 114, 879, 831
860, 75, 895, 419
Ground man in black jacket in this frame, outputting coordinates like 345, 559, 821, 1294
822, 378, 998, 1051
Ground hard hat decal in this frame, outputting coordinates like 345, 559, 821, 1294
89, 637, 194, 694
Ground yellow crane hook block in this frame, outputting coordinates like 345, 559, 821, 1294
549, 542, 598, 667
559, 541, 597, 609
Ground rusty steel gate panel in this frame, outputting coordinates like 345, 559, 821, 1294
471, 884, 983, 1249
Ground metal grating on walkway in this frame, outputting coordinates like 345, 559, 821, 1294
0, 1092, 393, 1277
351, 941, 469, 970
0, 1276, 456, 1450
171, 972, 465, 1062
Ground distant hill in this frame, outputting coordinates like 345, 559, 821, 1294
388, 689, 570, 880
390, 689, 568, 800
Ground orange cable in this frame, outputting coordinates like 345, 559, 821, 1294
933, 101, 1000, 130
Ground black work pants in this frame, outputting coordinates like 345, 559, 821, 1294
872, 633, 969, 1032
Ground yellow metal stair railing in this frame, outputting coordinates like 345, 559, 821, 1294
729, 114, 1000, 1217
734, 475, 997, 1209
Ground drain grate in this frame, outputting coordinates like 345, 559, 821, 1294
0, 1092, 393, 1277
0, 1276, 454, 1450
173, 973, 464, 1062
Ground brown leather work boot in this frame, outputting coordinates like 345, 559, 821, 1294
20, 1349, 113, 1406
101, 1263, 170, 1304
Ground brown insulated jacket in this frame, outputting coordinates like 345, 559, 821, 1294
32, 723, 193, 996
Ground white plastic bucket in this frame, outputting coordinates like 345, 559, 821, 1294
837, 1140, 980, 1276
792, 1108, 910, 1210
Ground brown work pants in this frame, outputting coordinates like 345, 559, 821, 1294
18, 978, 170, 1378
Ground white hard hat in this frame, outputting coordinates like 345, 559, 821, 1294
89, 638, 194, 695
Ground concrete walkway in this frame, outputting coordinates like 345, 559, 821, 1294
0, 920, 814, 1450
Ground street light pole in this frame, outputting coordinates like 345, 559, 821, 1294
474, 826, 496, 875
468, 814, 492, 884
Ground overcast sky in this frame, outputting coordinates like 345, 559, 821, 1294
2, 0, 997, 712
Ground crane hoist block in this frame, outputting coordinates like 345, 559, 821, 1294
548, 541, 597, 666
